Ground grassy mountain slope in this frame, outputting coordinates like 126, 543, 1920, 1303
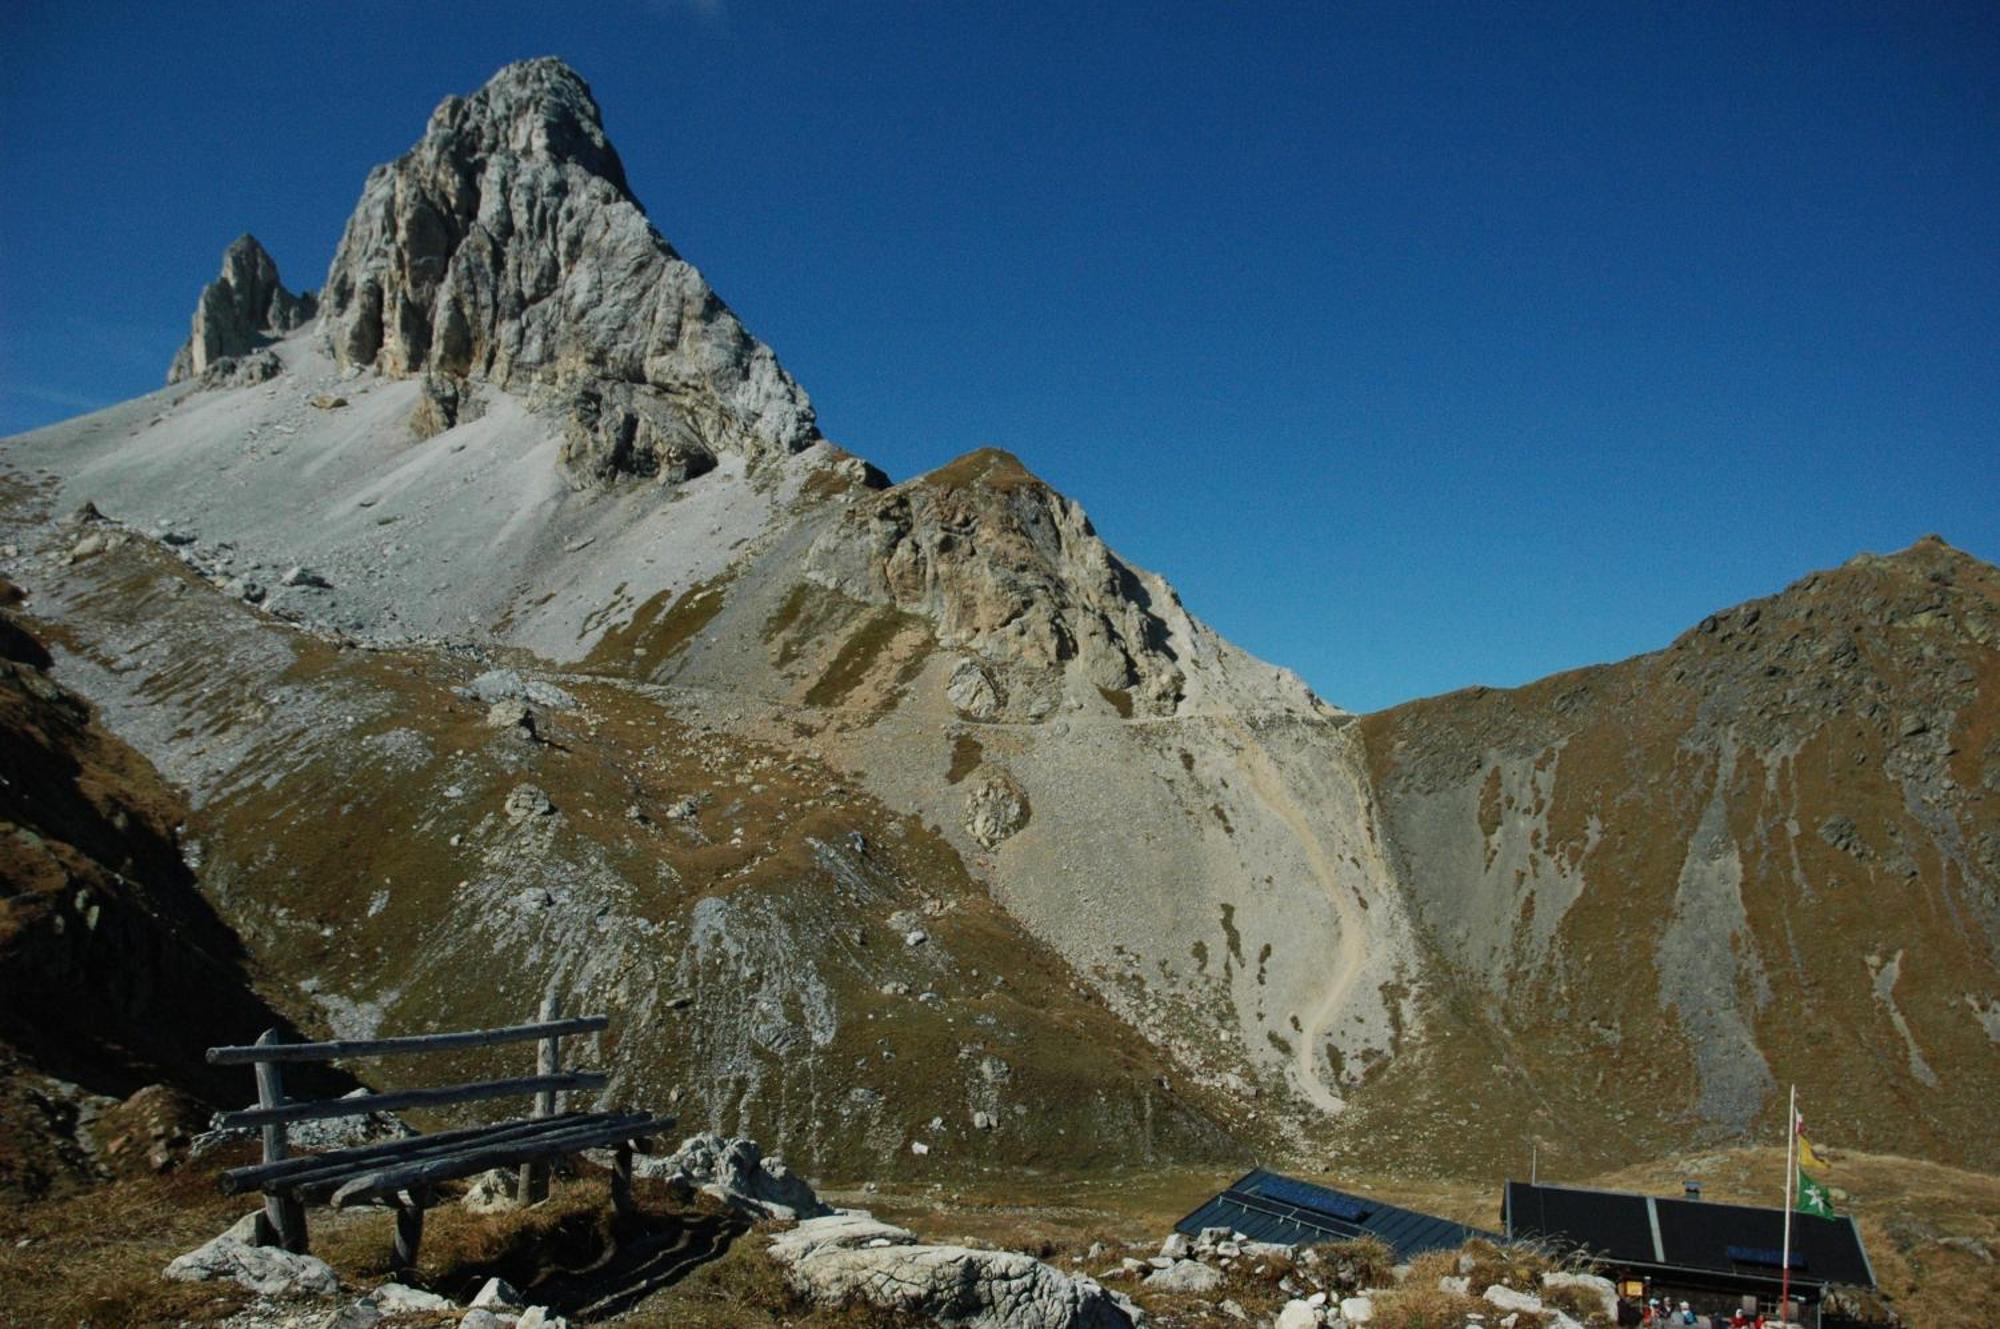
1359, 536, 2000, 1172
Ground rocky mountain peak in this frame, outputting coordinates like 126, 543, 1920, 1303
423, 55, 630, 194
805, 447, 1192, 719
316, 57, 819, 485
165, 233, 316, 385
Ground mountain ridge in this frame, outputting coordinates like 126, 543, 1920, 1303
1358, 531, 2000, 1167
0, 55, 1992, 1186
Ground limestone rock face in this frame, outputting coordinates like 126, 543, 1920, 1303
316, 56, 819, 483
805, 448, 1187, 719
770, 1212, 1137, 1329
639, 1131, 830, 1220
166, 235, 316, 384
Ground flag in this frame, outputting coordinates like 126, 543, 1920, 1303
1798, 1134, 1829, 1172
1796, 1165, 1837, 1219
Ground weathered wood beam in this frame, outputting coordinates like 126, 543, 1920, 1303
520, 993, 561, 1205
611, 1144, 634, 1216
215, 1071, 608, 1131
206, 1016, 608, 1065
222, 1111, 651, 1195
329, 1114, 673, 1210
253, 1029, 309, 1253
392, 1189, 427, 1269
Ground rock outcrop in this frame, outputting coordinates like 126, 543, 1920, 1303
637, 1131, 830, 1220
769, 1212, 1138, 1329
316, 56, 819, 484
166, 235, 316, 384
805, 449, 1188, 719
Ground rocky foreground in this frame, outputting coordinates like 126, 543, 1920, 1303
147, 1130, 1622, 1329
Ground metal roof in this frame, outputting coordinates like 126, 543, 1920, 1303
1503, 1181, 1876, 1290
1175, 1169, 1497, 1261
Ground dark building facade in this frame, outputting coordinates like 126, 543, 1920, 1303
1503, 1181, 1881, 1326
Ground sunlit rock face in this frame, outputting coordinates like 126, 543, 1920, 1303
166, 234, 316, 384
317, 56, 820, 486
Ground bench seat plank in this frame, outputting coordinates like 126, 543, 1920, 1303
214, 1070, 609, 1131
329, 1113, 675, 1209
222, 1111, 652, 1196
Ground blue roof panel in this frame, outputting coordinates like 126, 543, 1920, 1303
1175, 1169, 1496, 1262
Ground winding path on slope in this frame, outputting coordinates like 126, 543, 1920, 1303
1224, 718, 1368, 1117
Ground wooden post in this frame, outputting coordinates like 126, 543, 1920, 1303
254, 1029, 309, 1253
391, 1188, 426, 1270
518, 993, 560, 1205
611, 1144, 634, 1216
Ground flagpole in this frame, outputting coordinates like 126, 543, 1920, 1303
1779, 1084, 1796, 1325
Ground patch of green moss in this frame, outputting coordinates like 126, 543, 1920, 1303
583, 577, 730, 678
803, 608, 924, 708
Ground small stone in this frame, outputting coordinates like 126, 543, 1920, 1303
1144, 1259, 1223, 1293
1484, 1284, 1543, 1314
1275, 1302, 1321, 1329
504, 784, 553, 821
488, 698, 537, 739
515, 1308, 568, 1329
363, 1283, 455, 1313
962, 774, 1029, 848
461, 1168, 519, 1213
471, 1276, 525, 1309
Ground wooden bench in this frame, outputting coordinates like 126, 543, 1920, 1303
205, 996, 673, 1268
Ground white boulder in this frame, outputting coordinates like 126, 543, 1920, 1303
1276, 1300, 1324, 1329
360, 1283, 454, 1313
1484, 1283, 1545, 1314
470, 1276, 526, 1309
1142, 1258, 1222, 1293
1541, 1269, 1619, 1320
162, 1233, 339, 1298
770, 1212, 1137, 1328
461, 1167, 518, 1213
638, 1131, 829, 1219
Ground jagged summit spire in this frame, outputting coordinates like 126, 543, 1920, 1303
423, 57, 630, 196
316, 57, 819, 485
166, 234, 316, 384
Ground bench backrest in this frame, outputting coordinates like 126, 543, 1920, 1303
205, 996, 609, 1132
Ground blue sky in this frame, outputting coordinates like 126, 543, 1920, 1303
2, 2, 1994, 711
